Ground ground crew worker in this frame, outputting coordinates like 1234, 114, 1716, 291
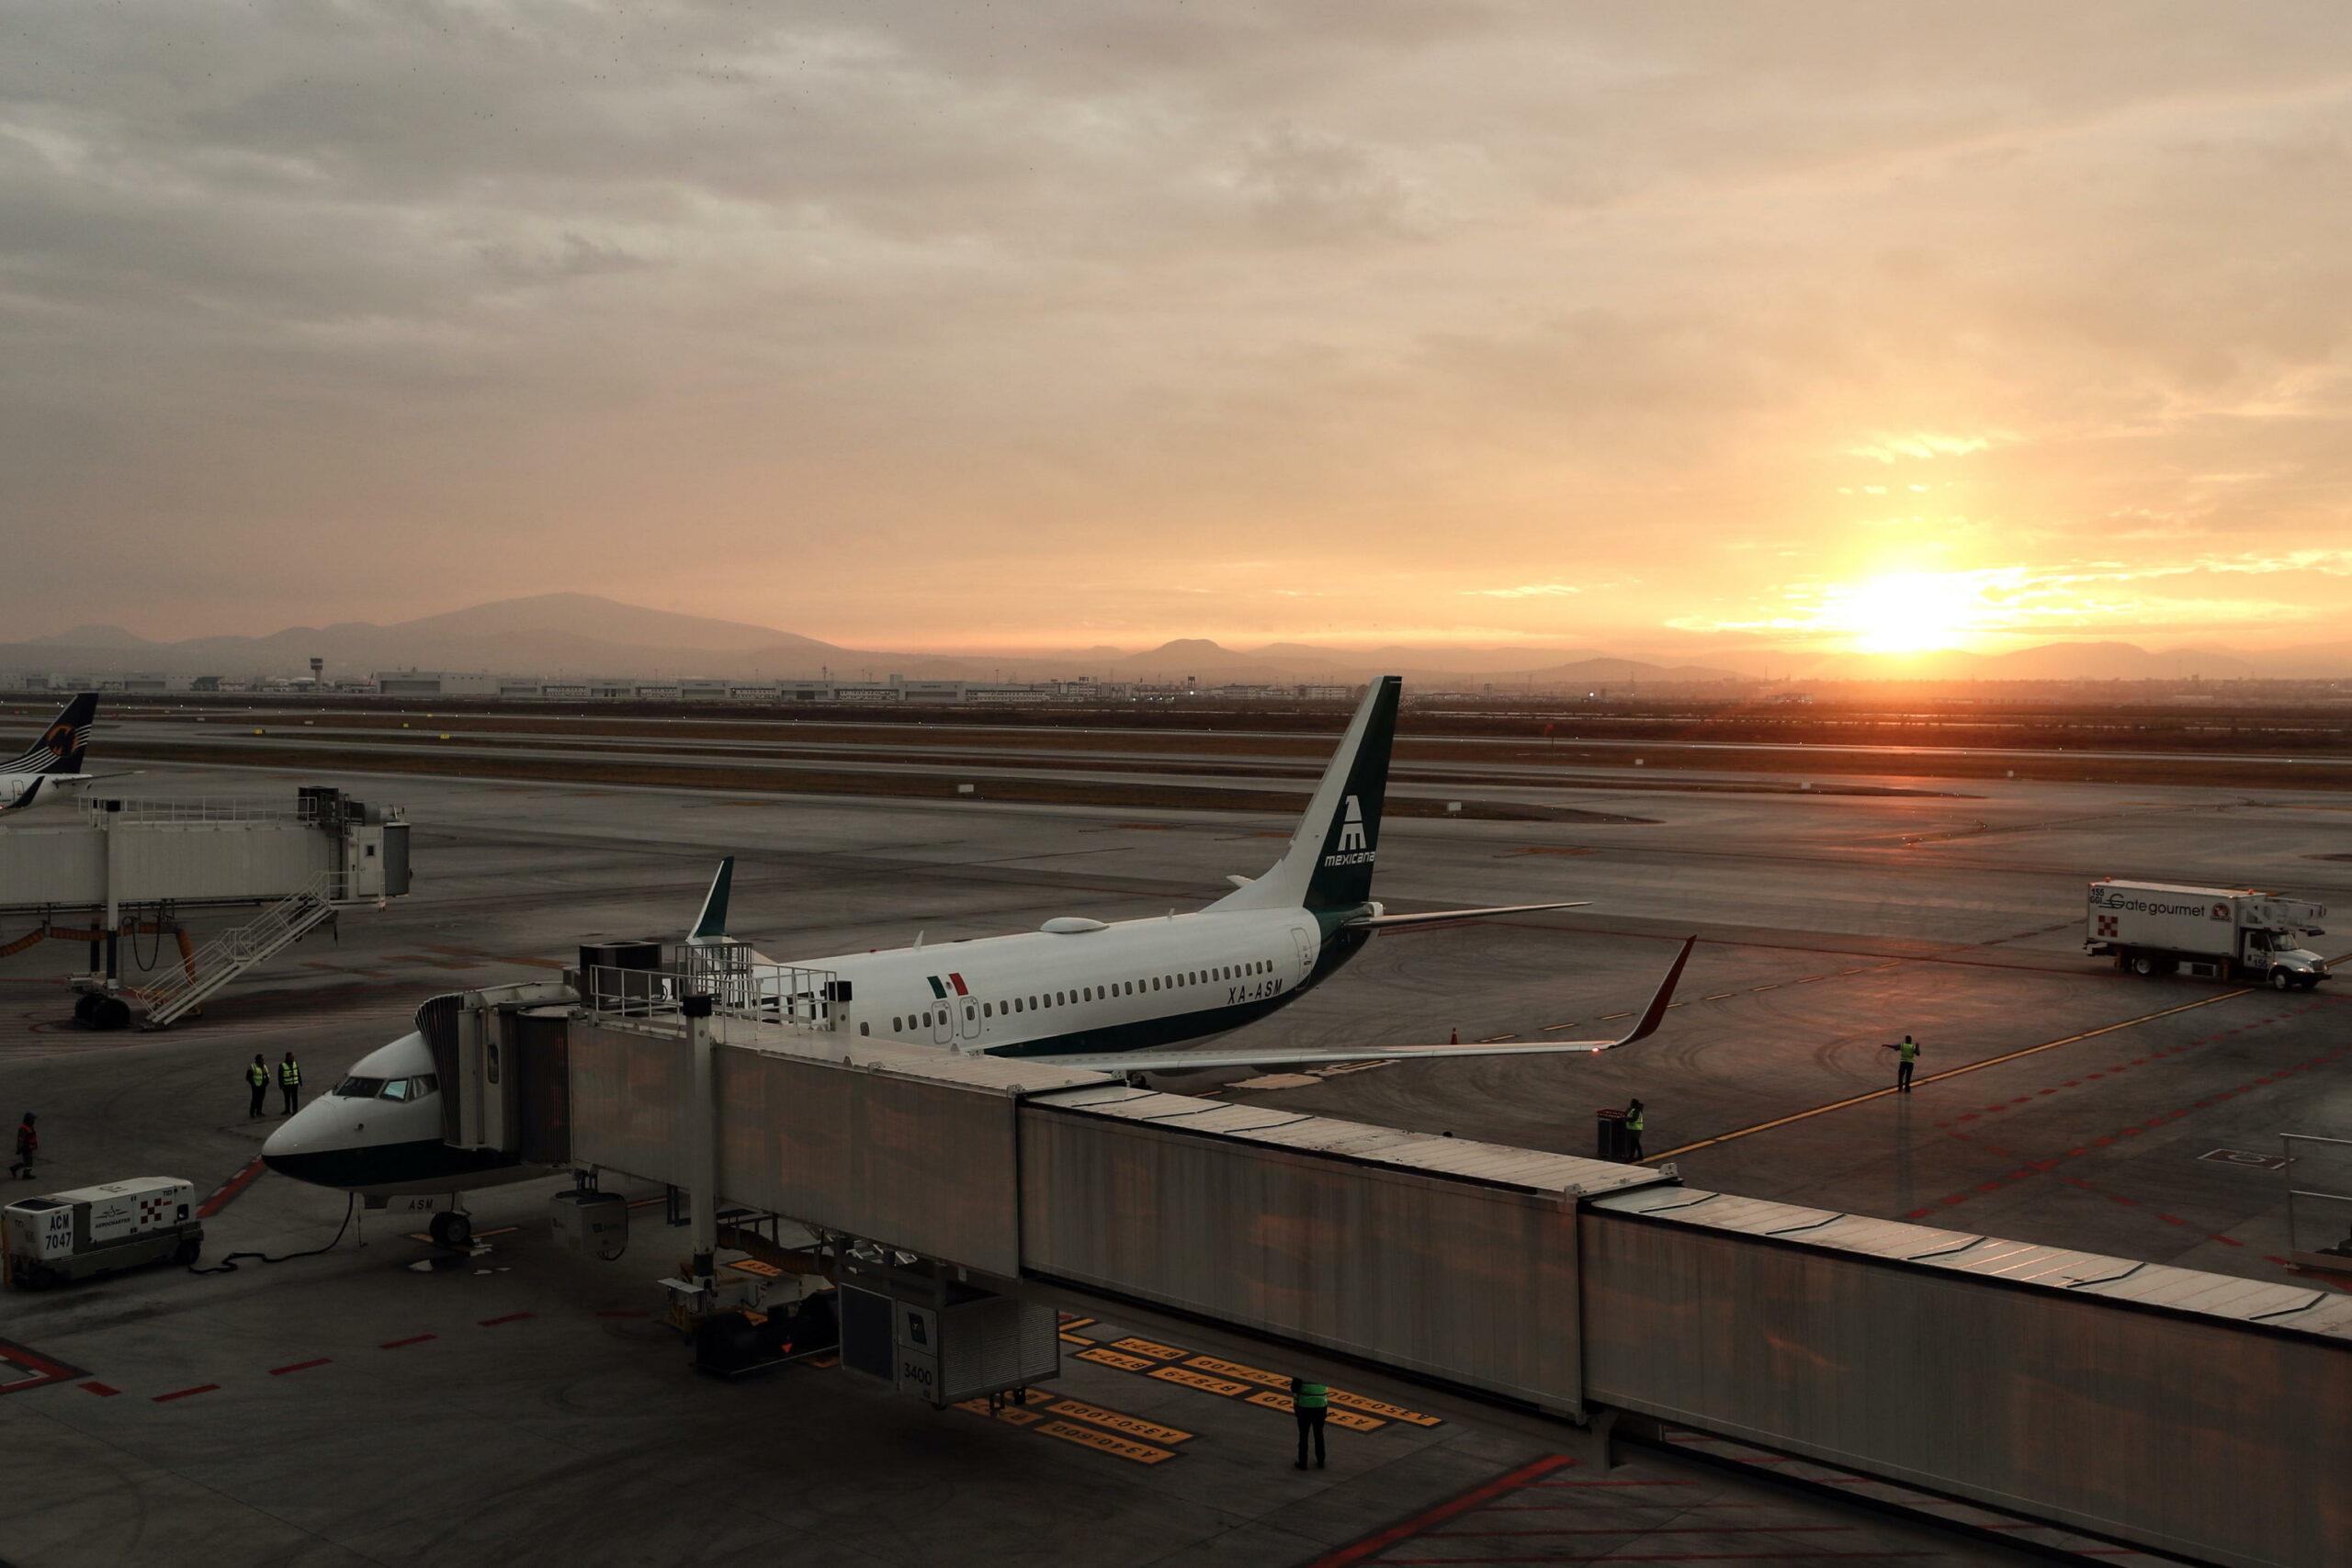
7, 1111, 34, 1179
246, 1054, 269, 1119
1291, 1376, 1329, 1470
1624, 1098, 1645, 1161
1883, 1034, 1920, 1093
278, 1051, 302, 1116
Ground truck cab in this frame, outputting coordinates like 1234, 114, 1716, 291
2241, 927, 2328, 990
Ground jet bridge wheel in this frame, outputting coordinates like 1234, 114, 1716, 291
428, 1211, 473, 1249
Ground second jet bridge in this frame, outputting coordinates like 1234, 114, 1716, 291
423, 972, 2350, 1568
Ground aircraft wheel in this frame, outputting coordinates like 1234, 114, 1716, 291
438, 1212, 473, 1249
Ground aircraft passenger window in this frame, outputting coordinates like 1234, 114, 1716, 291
982, 1003, 992, 1017
1056, 991, 1066, 1006
860, 1023, 870, 1035
336, 1076, 385, 1099
380, 1078, 412, 1101
1150, 977, 1159, 991
1029, 996, 1038, 1010
965, 1006, 975, 1021
1081, 987, 1091, 1001
892, 1017, 902, 1031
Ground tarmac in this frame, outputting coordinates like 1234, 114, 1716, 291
2, 734, 2346, 1567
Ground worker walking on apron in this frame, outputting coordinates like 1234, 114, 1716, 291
8, 1111, 34, 1179
246, 1055, 269, 1119
1624, 1098, 1645, 1161
278, 1052, 302, 1116
1291, 1376, 1329, 1470
1883, 1034, 1920, 1092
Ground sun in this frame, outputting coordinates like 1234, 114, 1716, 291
1832, 571, 1984, 655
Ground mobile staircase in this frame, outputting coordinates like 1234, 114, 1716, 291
137, 872, 344, 1029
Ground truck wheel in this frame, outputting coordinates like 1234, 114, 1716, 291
2132, 954, 2159, 976
2271, 969, 2294, 991
173, 1235, 202, 1267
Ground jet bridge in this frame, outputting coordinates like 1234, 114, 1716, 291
0, 788, 411, 1025
436, 972, 2347, 1568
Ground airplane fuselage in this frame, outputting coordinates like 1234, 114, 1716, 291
779, 904, 1372, 1060
0, 773, 92, 815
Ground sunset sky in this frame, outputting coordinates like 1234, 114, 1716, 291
3, 4, 2347, 655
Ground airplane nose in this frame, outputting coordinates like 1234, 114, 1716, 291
261, 1100, 329, 1170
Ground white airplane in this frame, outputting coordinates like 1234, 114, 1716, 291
265, 677, 1693, 1212
0, 694, 105, 817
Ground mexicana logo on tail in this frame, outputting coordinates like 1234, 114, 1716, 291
1328, 795, 1373, 864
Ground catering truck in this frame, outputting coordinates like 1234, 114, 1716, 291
2085, 880, 2329, 990
2, 1177, 200, 1289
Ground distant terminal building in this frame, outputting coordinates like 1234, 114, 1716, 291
375, 671, 499, 698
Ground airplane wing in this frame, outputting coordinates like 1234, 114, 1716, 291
1346, 900, 1587, 932
1049, 937, 1695, 1075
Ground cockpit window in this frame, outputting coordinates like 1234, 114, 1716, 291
336, 1076, 386, 1099
380, 1077, 413, 1100
412, 1074, 438, 1096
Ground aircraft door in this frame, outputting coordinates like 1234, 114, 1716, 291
956, 993, 981, 1044
931, 1000, 956, 1045
1291, 925, 1315, 975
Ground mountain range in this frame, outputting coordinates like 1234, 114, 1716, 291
6, 593, 2349, 688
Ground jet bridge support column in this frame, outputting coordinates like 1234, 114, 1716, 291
684, 994, 717, 1283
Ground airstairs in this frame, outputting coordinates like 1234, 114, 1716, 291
137, 872, 343, 1029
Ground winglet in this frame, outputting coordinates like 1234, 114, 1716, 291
1611, 936, 1695, 1048
0, 777, 40, 815
688, 856, 734, 942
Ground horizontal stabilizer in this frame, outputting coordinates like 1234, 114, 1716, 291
1052, 936, 1697, 1076
1347, 900, 1587, 932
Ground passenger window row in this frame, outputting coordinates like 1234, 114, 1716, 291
870, 959, 1283, 1037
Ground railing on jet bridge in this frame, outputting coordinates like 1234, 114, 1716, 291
579, 961, 840, 1032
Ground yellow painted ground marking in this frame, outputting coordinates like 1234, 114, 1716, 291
1243, 1391, 1387, 1432
1648, 988, 2252, 1161
1058, 1334, 1094, 1346
727, 1258, 783, 1278
1150, 1367, 1250, 1397
1057, 1315, 1096, 1332
1077, 1347, 1155, 1372
1185, 1354, 1290, 1387
1328, 1390, 1442, 1427
1048, 1400, 1195, 1446
1110, 1336, 1187, 1360
808, 1354, 839, 1369
1035, 1420, 1178, 1465
954, 1401, 1044, 1427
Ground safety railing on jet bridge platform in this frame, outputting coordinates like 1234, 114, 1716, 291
579, 961, 840, 1032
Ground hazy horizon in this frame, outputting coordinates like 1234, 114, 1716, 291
6, 5, 2348, 656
